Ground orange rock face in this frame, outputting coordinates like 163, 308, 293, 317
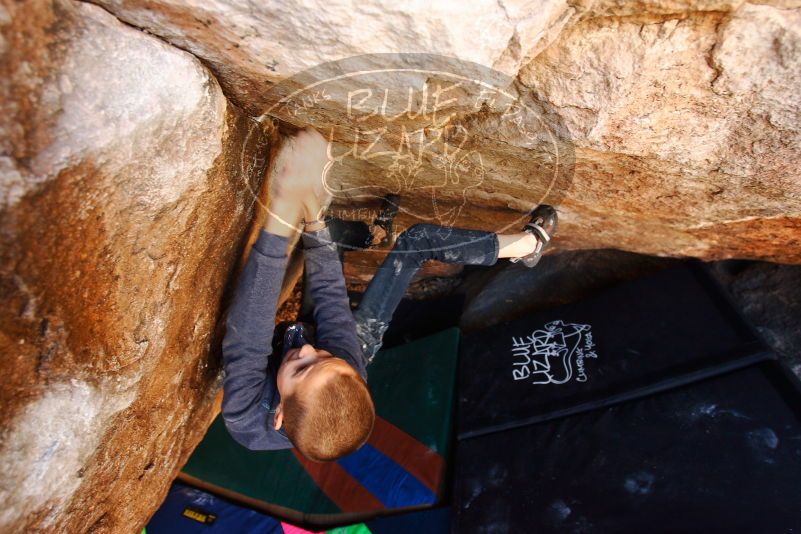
96, 0, 801, 263
0, 1, 268, 531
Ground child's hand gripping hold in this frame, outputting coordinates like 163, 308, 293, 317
267, 127, 333, 236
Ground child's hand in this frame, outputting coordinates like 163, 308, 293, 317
269, 127, 332, 220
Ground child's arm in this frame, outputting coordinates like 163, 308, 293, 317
302, 219, 367, 378
220, 228, 290, 448
220, 147, 307, 449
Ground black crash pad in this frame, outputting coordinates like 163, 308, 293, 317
454, 360, 801, 532
457, 264, 770, 439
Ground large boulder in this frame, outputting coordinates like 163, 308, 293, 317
0, 1, 268, 532
96, 0, 801, 263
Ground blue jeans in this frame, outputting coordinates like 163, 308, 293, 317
353, 224, 499, 362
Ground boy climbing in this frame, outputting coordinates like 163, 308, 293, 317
221, 127, 557, 462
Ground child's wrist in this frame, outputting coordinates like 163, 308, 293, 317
264, 199, 303, 236
303, 219, 327, 232
302, 199, 323, 222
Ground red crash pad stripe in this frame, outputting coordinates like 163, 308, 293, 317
291, 449, 385, 513
367, 417, 444, 494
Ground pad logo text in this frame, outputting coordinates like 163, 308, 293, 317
511, 320, 598, 385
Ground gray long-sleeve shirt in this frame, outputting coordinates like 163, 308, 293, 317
220, 227, 366, 450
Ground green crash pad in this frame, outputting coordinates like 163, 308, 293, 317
181, 328, 460, 526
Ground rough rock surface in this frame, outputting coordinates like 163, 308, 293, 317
96, 0, 801, 263
710, 260, 801, 375
0, 1, 268, 532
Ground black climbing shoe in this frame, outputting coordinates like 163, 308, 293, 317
372, 194, 401, 247
511, 204, 558, 268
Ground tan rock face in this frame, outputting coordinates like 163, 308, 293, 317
94, 0, 567, 109
0, 1, 268, 531
96, 0, 801, 263
521, 4, 801, 260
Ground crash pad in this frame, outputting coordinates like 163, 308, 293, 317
455, 360, 801, 531
457, 264, 771, 439
147, 482, 449, 534
180, 328, 459, 526
454, 263, 801, 531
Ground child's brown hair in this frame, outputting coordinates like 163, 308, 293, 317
283, 372, 375, 461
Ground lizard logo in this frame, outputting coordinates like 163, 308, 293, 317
510, 320, 598, 385
242, 53, 575, 251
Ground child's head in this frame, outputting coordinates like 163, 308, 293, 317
274, 344, 374, 461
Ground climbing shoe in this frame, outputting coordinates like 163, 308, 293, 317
371, 194, 401, 247
511, 204, 558, 268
